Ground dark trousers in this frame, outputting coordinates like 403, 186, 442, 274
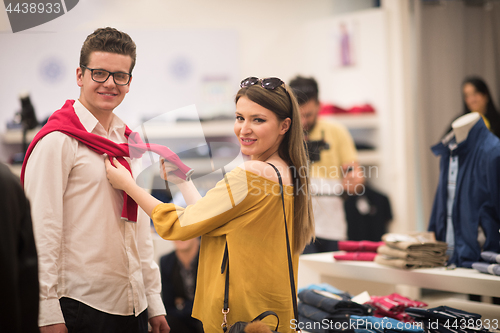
302, 237, 339, 254
60, 297, 148, 333
166, 314, 204, 333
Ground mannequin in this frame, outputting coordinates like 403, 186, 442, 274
430, 109, 500, 268
452, 112, 480, 144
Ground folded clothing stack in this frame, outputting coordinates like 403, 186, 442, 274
405, 306, 490, 333
366, 293, 427, 323
374, 232, 448, 269
471, 251, 500, 276
298, 284, 373, 333
334, 241, 385, 262
350, 315, 424, 333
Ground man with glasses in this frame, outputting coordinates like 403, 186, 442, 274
289, 76, 363, 254
23, 28, 170, 333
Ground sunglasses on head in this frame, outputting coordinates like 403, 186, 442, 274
240, 77, 285, 90
240, 77, 294, 117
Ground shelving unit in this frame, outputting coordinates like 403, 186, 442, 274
1, 127, 42, 177
298, 252, 500, 321
2, 126, 41, 144
319, 113, 381, 187
2, 116, 381, 179
321, 113, 379, 129
139, 120, 235, 139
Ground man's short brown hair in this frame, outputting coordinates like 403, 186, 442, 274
80, 27, 136, 73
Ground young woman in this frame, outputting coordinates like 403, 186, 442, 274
105, 77, 314, 333
460, 76, 500, 138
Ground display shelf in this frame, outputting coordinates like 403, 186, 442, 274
2, 126, 42, 144
139, 120, 236, 139
298, 252, 500, 298
320, 114, 379, 129
357, 150, 380, 165
8, 164, 22, 177
1, 120, 236, 143
320, 114, 381, 167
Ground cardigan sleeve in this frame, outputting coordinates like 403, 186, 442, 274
152, 167, 263, 240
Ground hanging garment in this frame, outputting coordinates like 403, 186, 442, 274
428, 118, 500, 267
344, 185, 392, 242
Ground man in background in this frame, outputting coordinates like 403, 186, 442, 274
0, 163, 39, 332
160, 238, 204, 333
290, 76, 364, 253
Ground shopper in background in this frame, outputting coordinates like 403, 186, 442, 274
289, 76, 363, 254
105, 76, 314, 332
0, 163, 39, 333
160, 238, 204, 333
22, 28, 169, 333
447, 76, 500, 138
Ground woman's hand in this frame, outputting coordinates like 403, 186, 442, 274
105, 156, 135, 191
160, 158, 184, 185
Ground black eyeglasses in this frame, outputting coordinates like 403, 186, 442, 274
81, 65, 132, 86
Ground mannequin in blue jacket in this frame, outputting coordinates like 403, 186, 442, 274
429, 112, 500, 268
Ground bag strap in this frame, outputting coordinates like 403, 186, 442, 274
221, 243, 230, 332
267, 163, 299, 327
220, 163, 299, 331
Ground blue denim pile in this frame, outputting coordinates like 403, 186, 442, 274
296, 285, 429, 333
297, 284, 373, 333
350, 316, 424, 333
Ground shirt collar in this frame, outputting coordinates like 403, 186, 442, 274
73, 99, 127, 136
431, 117, 489, 157
453, 116, 488, 155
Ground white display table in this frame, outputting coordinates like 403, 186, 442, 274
298, 252, 500, 298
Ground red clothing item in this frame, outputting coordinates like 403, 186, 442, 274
338, 240, 385, 252
319, 103, 348, 115
21, 100, 193, 222
347, 104, 375, 114
333, 252, 377, 261
368, 293, 427, 322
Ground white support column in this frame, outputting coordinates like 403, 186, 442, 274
381, 0, 419, 234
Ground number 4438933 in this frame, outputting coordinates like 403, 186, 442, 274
444, 318, 498, 330
5, 3, 61, 14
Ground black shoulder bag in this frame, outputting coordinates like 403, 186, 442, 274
220, 163, 300, 332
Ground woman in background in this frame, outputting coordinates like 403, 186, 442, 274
459, 76, 500, 138
105, 77, 314, 332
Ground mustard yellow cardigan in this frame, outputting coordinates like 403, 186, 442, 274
152, 167, 297, 333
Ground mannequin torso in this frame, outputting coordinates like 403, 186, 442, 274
452, 112, 480, 144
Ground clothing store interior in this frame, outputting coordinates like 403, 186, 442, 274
1, 0, 500, 332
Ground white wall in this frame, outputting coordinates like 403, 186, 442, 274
0, 0, 380, 162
